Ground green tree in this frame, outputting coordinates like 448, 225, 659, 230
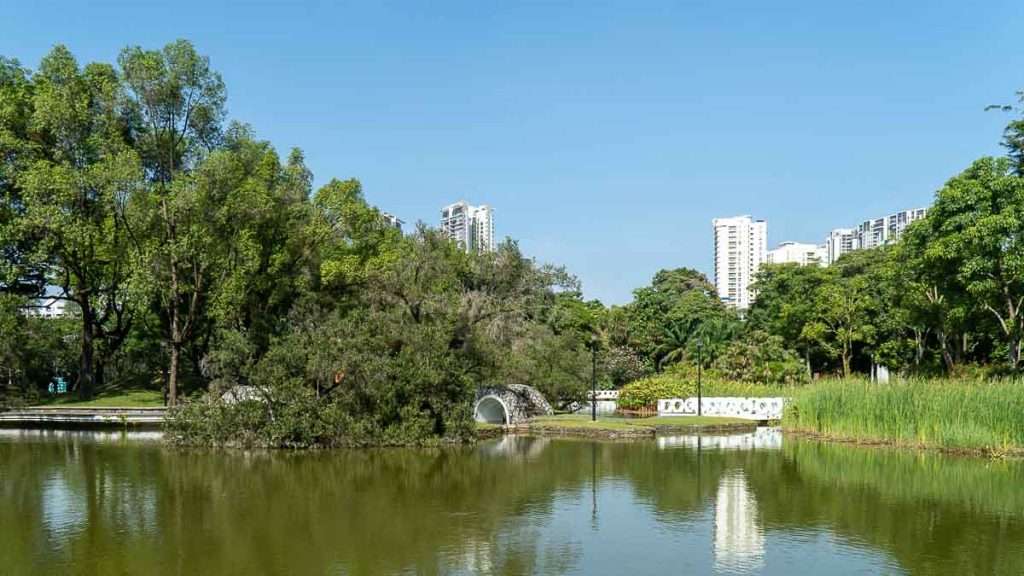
749, 263, 832, 375
119, 39, 226, 404
802, 276, 876, 376
2, 46, 140, 398
921, 157, 1024, 366
626, 268, 729, 364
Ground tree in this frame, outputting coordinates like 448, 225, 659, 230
3, 46, 140, 399
749, 263, 831, 375
0, 56, 47, 297
626, 268, 730, 364
802, 275, 876, 376
714, 330, 806, 385
921, 157, 1024, 366
654, 321, 692, 370
120, 39, 226, 404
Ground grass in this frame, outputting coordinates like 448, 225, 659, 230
530, 415, 642, 431
34, 387, 164, 408
784, 378, 1024, 452
630, 415, 750, 426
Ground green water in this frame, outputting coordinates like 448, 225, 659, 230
1, 429, 1022, 575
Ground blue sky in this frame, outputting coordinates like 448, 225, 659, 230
4, 1, 1022, 303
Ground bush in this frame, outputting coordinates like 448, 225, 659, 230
616, 372, 782, 410
617, 373, 696, 410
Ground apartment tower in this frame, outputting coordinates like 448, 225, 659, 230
713, 215, 767, 309
440, 201, 495, 253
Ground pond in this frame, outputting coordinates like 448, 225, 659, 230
1, 428, 1022, 575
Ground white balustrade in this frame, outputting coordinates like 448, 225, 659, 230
657, 397, 785, 421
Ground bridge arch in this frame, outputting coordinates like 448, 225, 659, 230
473, 385, 553, 425
474, 395, 511, 424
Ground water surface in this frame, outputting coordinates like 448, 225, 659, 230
1, 428, 1022, 575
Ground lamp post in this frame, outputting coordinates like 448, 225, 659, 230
590, 335, 598, 422
696, 338, 704, 416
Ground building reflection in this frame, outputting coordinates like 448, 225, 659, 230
714, 470, 765, 573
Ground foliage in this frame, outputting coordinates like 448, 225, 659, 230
617, 371, 780, 410
625, 268, 733, 363
600, 345, 649, 388
714, 330, 808, 385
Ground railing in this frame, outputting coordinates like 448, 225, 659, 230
657, 397, 785, 421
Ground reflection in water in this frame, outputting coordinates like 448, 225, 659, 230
1, 431, 1023, 575
713, 471, 765, 573
481, 434, 550, 459
658, 427, 782, 450
41, 472, 86, 536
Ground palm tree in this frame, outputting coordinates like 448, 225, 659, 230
654, 321, 695, 370
690, 316, 740, 367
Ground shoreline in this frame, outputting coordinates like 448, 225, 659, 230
782, 427, 1024, 458
479, 419, 758, 440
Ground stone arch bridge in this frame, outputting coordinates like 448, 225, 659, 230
474, 385, 553, 425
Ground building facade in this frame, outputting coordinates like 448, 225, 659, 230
713, 215, 767, 309
23, 296, 70, 319
766, 241, 826, 266
826, 208, 926, 263
440, 201, 495, 253
381, 212, 404, 231
824, 228, 860, 265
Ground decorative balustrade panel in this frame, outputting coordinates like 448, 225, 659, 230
657, 397, 785, 421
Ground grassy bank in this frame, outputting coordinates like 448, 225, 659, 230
34, 387, 164, 408
519, 414, 754, 438
784, 379, 1024, 454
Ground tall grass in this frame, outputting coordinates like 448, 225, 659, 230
785, 378, 1024, 451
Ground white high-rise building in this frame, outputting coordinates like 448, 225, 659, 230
381, 212, 404, 231
440, 201, 495, 253
825, 228, 860, 265
766, 241, 826, 267
854, 208, 927, 249
713, 215, 767, 309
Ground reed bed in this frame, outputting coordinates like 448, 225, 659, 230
784, 378, 1024, 452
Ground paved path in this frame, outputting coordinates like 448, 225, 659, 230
0, 407, 166, 428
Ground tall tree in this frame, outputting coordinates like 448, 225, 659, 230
748, 263, 829, 374
5, 46, 140, 398
922, 157, 1024, 366
626, 268, 729, 364
119, 39, 226, 404
802, 275, 876, 376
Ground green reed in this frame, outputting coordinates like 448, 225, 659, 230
784, 377, 1024, 451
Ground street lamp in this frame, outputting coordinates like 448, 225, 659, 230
589, 335, 598, 422
695, 338, 704, 416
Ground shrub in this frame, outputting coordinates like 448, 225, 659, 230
617, 373, 696, 410
617, 372, 782, 410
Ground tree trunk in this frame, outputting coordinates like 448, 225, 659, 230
937, 331, 953, 372
79, 305, 95, 400
168, 340, 180, 407
163, 195, 182, 406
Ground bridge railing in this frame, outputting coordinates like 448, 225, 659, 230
657, 397, 785, 421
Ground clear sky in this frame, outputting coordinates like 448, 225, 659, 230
4, 1, 1022, 304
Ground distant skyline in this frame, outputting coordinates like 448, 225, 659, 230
5, 1, 1021, 304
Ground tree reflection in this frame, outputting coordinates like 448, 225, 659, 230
1, 432, 1023, 575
